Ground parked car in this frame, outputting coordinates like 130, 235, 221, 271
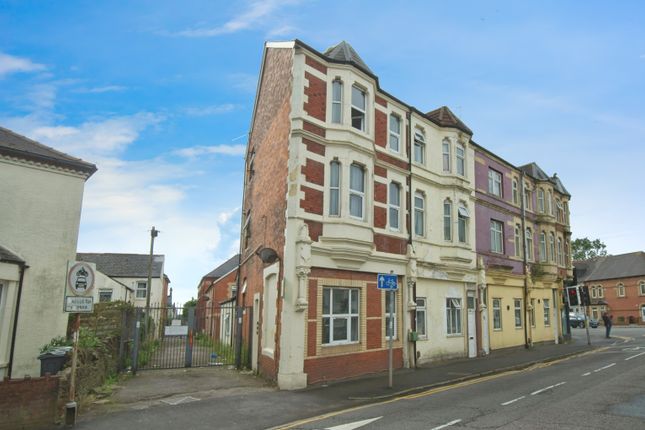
569, 313, 586, 328
588, 318, 599, 328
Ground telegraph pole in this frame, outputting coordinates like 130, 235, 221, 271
145, 226, 159, 338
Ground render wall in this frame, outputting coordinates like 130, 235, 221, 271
0, 159, 87, 378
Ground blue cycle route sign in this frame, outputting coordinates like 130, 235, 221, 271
377, 273, 398, 290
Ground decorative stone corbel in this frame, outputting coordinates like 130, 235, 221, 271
295, 223, 312, 311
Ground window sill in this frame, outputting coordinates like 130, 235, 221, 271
446, 333, 463, 338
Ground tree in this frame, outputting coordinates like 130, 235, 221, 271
571, 237, 608, 261
182, 297, 198, 319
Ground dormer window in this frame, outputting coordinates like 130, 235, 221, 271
351, 85, 366, 131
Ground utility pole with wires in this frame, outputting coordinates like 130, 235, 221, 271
145, 226, 159, 338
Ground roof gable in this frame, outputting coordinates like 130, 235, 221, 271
204, 254, 240, 279
575, 252, 645, 282
0, 126, 96, 176
425, 106, 473, 135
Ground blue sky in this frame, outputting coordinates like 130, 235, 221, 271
1, 1, 644, 305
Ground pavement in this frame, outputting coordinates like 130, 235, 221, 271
81, 328, 635, 420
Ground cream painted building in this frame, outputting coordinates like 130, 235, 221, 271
0, 126, 96, 378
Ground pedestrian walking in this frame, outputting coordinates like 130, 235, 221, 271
602, 312, 613, 338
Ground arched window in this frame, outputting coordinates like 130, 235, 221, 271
458, 204, 469, 243
456, 143, 465, 176
539, 231, 547, 262
514, 224, 522, 257
537, 189, 545, 213
617, 283, 625, 297
512, 179, 519, 205
443, 199, 452, 241
414, 191, 425, 236
549, 232, 555, 262
525, 228, 534, 261
414, 130, 426, 164
442, 139, 451, 172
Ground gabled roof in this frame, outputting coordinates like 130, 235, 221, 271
76, 253, 164, 278
323, 41, 373, 74
0, 126, 96, 176
574, 252, 645, 282
0, 244, 25, 265
550, 174, 570, 196
204, 254, 240, 279
520, 162, 571, 196
425, 106, 473, 135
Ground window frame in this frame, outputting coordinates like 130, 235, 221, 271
322, 287, 360, 345
490, 219, 504, 254
514, 298, 523, 328
543, 298, 551, 326
414, 191, 425, 237
388, 181, 401, 231
389, 113, 401, 153
385, 291, 397, 340
514, 224, 522, 258
512, 179, 519, 205
525, 228, 534, 261
443, 200, 452, 241
331, 79, 343, 124
557, 237, 564, 266
529, 298, 536, 328
537, 189, 545, 213
549, 232, 555, 262
351, 85, 367, 132
617, 283, 625, 297
136, 281, 147, 299
349, 163, 365, 220
488, 169, 503, 197
413, 130, 426, 165
442, 139, 451, 172
99, 289, 113, 303
329, 160, 341, 216
446, 298, 462, 335
415, 297, 427, 338
457, 205, 469, 244
640, 281, 645, 296
492, 298, 502, 330
456, 143, 465, 176
539, 231, 547, 262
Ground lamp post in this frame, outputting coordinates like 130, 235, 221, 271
145, 226, 159, 338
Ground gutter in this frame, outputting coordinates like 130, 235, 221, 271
406, 110, 417, 368
7, 261, 28, 379
519, 171, 531, 349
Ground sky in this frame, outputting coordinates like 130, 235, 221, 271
1, 1, 644, 305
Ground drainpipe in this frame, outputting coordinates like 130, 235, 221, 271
405, 111, 417, 368
519, 172, 531, 349
7, 262, 28, 379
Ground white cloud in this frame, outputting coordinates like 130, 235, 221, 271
267, 24, 298, 37
174, 144, 246, 158
173, 0, 302, 37
0, 52, 46, 78
228, 72, 258, 93
182, 104, 237, 116
75, 85, 127, 94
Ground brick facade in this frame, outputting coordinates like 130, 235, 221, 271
0, 375, 60, 430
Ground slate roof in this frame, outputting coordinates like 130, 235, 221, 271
520, 162, 570, 196
0, 126, 96, 176
0, 244, 25, 265
574, 252, 645, 282
204, 254, 240, 279
323, 41, 374, 74
425, 106, 473, 135
76, 253, 164, 278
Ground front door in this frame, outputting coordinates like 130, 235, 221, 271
467, 291, 476, 358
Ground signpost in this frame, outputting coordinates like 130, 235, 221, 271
63, 261, 95, 425
377, 273, 398, 388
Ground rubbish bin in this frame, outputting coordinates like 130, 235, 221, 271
38, 347, 72, 376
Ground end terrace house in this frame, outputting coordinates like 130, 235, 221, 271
238, 40, 572, 389
0, 126, 96, 378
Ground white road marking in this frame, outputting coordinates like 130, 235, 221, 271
501, 395, 525, 406
324, 417, 382, 430
430, 419, 462, 430
582, 372, 591, 376
625, 351, 645, 361
593, 363, 616, 372
160, 396, 200, 405
531, 381, 566, 396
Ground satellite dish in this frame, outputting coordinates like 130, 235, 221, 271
257, 247, 279, 264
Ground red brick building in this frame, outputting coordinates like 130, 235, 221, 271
575, 252, 645, 325
196, 254, 239, 335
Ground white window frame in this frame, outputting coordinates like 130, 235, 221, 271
446, 298, 462, 335
329, 160, 341, 216
598, 285, 604, 298
414, 191, 425, 237
514, 298, 523, 328
537, 189, 545, 213
514, 224, 522, 257
617, 283, 625, 297
456, 143, 465, 176
543, 298, 551, 326
351, 85, 366, 131
492, 298, 502, 330
512, 179, 519, 204
490, 219, 504, 254
640, 281, 645, 296
524, 187, 532, 211
549, 232, 555, 262
136, 281, 147, 299
442, 139, 451, 172
488, 169, 502, 197
389, 114, 401, 153
443, 200, 452, 241
349, 163, 365, 220
525, 228, 534, 261
415, 297, 427, 338
388, 181, 401, 231
547, 190, 553, 215
99, 289, 113, 303
457, 205, 469, 244
539, 231, 547, 262
414, 130, 426, 165
322, 287, 360, 345
331, 79, 343, 124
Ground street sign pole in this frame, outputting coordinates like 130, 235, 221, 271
388, 289, 393, 389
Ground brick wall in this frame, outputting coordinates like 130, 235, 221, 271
0, 375, 60, 430
584, 275, 645, 325
303, 72, 326, 121
239, 46, 294, 381
304, 349, 403, 385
